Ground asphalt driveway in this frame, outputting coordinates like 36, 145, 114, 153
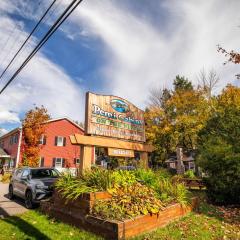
0, 183, 28, 217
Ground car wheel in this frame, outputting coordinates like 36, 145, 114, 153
8, 185, 14, 200
25, 190, 34, 209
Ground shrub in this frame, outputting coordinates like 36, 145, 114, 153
157, 179, 191, 206
1, 173, 12, 183
134, 168, 159, 187
55, 167, 191, 209
183, 170, 196, 179
92, 183, 164, 220
55, 168, 137, 201
55, 174, 93, 201
198, 138, 240, 204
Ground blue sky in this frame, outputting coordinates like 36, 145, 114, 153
0, 0, 240, 135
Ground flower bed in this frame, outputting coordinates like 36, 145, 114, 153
41, 168, 197, 238
41, 190, 198, 239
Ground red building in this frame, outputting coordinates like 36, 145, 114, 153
0, 118, 89, 172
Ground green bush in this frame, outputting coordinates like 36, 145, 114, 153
1, 173, 11, 183
92, 183, 164, 220
183, 170, 196, 179
157, 179, 191, 206
198, 138, 240, 204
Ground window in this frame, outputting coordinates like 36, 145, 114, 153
0, 140, 4, 148
54, 136, 66, 146
31, 169, 60, 179
22, 169, 30, 178
170, 162, 176, 169
10, 136, 14, 145
39, 157, 45, 167
14, 134, 18, 144
39, 135, 46, 145
53, 158, 65, 168
74, 158, 80, 165
15, 169, 22, 179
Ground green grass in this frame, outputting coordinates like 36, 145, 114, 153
0, 210, 103, 240
0, 198, 239, 240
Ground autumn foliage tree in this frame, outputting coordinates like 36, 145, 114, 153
21, 106, 50, 167
145, 76, 210, 164
217, 45, 240, 79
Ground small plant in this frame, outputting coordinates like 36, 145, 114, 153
134, 168, 159, 187
55, 173, 93, 201
157, 179, 191, 206
92, 183, 164, 220
1, 173, 12, 183
183, 170, 196, 179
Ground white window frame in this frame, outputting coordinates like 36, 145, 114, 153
39, 135, 45, 145
56, 136, 64, 146
39, 157, 44, 167
55, 158, 63, 168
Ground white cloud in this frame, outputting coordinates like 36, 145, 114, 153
0, 0, 85, 125
0, 128, 8, 137
69, 0, 240, 107
0, 0, 240, 127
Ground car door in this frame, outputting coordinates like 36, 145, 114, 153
12, 169, 23, 197
18, 169, 30, 197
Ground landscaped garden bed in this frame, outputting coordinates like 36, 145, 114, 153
41, 168, 199, 239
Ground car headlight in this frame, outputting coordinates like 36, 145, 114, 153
36, 184, 49, 190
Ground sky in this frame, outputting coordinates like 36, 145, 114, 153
0, 0, 239, 135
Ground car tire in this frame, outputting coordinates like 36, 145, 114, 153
25, 190, 34, 209
8, 185, 14, 200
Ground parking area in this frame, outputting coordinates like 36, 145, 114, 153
0, 183, 28, 217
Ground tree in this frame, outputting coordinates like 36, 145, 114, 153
197, 85, 240, 204
21, 106, 50, 167
173, 75, 193, 91
145, 76, 210, 164
148, 87, 171, 109
197, 68, 219, 99
217, 45, 240, 79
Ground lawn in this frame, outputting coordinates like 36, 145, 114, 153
0, 198, 239, 240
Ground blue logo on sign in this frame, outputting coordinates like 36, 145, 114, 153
110, 99, 129, 113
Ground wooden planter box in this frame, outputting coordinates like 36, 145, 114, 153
41, 191, 198, 240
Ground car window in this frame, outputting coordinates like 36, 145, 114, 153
15, 169, 22, 178
31, 169, 60, 179
22, 169, 30, 178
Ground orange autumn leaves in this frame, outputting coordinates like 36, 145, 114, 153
21, 106, 50, 167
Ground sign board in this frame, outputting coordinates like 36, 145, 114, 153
108, 148, 135, 158
85, 92, 145, 142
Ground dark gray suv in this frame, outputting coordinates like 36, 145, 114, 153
9, 167, 60, 209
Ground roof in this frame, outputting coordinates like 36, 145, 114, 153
0, 128, 21, 140
44, 117, 85, 132
0, 147, 10, 158
0, 117, 84, 140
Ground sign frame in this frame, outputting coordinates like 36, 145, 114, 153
85, 92, 146, 142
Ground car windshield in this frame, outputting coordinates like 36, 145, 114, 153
31, 169, 60, 179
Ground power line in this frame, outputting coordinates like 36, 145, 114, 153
0, 0, 57, 81
0, 0, 83, 95
0, 0, 35, 65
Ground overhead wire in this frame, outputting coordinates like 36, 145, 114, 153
0, 0, 83, 95
0, 0, 57, 81
0, 0, 36, 66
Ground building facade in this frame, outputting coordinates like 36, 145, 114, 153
0, 118, 89, 172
